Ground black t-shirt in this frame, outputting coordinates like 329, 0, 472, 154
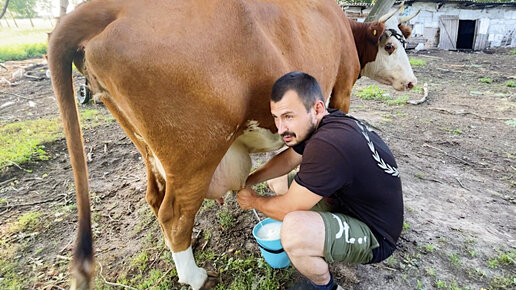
293, 109, 403, 247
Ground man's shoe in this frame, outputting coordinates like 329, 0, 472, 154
287, 278, 339, 290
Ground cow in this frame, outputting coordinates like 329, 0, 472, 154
47, 0, 416, 289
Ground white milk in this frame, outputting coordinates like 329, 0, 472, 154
257, 222, 282, 240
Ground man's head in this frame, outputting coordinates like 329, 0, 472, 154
270, 71, 328, 146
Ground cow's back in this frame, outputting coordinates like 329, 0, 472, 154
84, 0, 357, 134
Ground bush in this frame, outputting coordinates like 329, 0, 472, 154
0, 42, 47, 62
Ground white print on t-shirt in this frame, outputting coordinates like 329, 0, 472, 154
355, 121, 399, 177
332, 214, 368, 244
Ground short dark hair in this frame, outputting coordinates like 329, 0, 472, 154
271, 71, 325, 111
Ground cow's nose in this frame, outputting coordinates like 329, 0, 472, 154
407, 82, 414, 90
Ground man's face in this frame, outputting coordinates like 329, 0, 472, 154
270, 90, 317, 147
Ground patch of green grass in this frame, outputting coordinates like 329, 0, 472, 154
253, 182, 269, 195
0, 198, 7, 207
200, 199, 217, 213
386, 95, 409, 105
356, 85, 387, 100
0, 118, 61, 169
409, 58, 427, 66
0, 256, 22, 289
424, 244, 435, 253
214, 253, 293, 290
489, 275, 516, 289
0, 42, 47, 62
11, 211, 42, 232
130, 251, 149, 271
452, 129, 462, 135
506, 80, 516, 87
425, 267, 436, 277
217, 207, 235, 229
0, 109, 113, 170
449, 253, 461, 268
505, 119, 516, 128
385, 255, 397, 267
511, 49, 516, 55
402, 221, 410, 234
487, 258, 499, 268
134, 268, 175, 289
479, 77, 492, 84
435, 279, 447, 288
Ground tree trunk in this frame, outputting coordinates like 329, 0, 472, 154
8, 9, 17, 28
365, 0, 396, 22
60, 0, 69, 17
29, 17, 34, 28
0, 0, 9, 20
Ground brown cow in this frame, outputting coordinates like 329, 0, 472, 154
48, 0, 415, 289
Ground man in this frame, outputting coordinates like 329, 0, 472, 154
237, 71, 403, 290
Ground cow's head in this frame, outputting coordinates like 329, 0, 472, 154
360, 6, 419, 91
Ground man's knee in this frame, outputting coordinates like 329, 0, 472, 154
281, 211, 324, 256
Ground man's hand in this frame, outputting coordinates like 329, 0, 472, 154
236, 187, 258, 210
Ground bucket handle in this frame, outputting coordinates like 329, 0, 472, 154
258, 243, 285, 254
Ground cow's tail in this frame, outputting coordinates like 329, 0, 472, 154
47, 1, 121, 289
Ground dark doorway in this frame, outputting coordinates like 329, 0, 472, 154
457, 20, 476, 49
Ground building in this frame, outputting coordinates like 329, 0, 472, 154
342, 1, 516, 50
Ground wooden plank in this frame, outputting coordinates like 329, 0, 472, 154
438, 15, 459, 50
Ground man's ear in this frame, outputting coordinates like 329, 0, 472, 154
314, 100, 326, 115
368, 22, 386, 44
398, 24, 412, 39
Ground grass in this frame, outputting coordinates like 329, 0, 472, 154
506, 80, 516, 87
0, 42, 47, 62
131, 251, 149, 271
355, 85, 408, 105
409, 58, 427, 66
479, 77, 492, 84
0, 109, 114, 170
217, 207, 236, 229
506, 119, 516, 128
511, 49, 516, 55
10, 211, 42, 232
0, 26, 51, 62
356, 85, 386, 100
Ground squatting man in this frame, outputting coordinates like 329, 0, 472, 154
236, 71, 403, 290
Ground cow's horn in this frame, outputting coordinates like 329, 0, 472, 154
378, 3, 404, 23
399, 9, 420, 23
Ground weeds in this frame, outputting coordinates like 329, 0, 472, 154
131, 251, 149, 271
479, 77, 492, 84
0, 43, 47, 62
11, 211, 42, 232
506, 80, 516, 87
423, 244, 435, 253
511, 49, 516, 55
409, 58, 427, 66
505, 119, 516, 128
217, 207, 236, 229
0, 109, 113, 170
449, 253, 461, 268
356, 85, 386, 100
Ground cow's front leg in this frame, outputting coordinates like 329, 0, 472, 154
157, 182, 207, 290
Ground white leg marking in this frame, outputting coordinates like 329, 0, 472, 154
172, 247, 207, 290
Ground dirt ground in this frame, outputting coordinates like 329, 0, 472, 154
0, 48, 515, 289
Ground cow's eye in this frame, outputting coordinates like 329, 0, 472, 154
385, 43, 395, 54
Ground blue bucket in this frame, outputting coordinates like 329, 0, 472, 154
252, 218, 290, 269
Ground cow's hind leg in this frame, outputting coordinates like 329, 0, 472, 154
157, 175, 211, 289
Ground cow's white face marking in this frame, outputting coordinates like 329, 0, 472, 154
361, 17, 416, 91
172, 247, 207, 290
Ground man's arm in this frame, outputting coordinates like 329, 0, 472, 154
245, 147, 302, 186
237, 179, 322, 221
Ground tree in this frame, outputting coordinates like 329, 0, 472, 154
0, 0, 9, 19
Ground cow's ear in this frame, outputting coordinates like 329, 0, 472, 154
368, 22, 385, 44
398, 24, 412, 39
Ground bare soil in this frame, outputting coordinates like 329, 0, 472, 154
0, 48, 515, 289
